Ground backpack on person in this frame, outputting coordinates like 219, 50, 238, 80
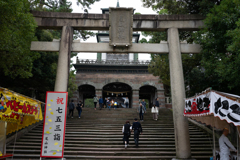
124, 123, 131, 137
69, 102, 74, 110
93, 97, 98, 102
77, 103, 82, 110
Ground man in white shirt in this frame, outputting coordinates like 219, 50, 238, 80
122, 121, 132, 148
219, 128, 237, 160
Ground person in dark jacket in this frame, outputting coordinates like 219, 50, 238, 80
155, 97, 159, 107
141, 99, 147, 110
137, 103, 146, 121
103, 98, 107, 108
132, 118, 142, 147
99, 96, 103, 110
68, 100, 75, 118
76, 100, 83, 118
122, 120, 132, 148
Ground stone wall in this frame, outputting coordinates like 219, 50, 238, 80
72, 72, 165, 108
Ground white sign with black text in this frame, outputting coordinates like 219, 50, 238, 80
40, 92, 68, 158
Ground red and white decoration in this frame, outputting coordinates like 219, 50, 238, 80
184, 91, 240, 126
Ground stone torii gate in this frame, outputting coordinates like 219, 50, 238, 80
30, 9, 204, 159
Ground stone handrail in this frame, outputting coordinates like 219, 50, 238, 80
75, 58, 150, 65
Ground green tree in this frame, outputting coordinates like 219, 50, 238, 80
141, 0, 221, 15
84, 98, 94, 108
0, 0, 98, 101
1, 29, 58, 101
193, 0, 240, 95
140, 9, 201, 96
68, 51, 78, 100
29, 0, 100, 12
0, 0, 38, 78
76, 0, 100, 11
143, 0, 240, 96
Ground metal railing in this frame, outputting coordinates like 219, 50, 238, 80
76, 58, 150, 65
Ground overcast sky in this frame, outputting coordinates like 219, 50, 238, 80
69, 0, 157, 62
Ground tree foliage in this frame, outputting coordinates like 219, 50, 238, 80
1, 29, 58, 101
140, 8, 201, 96
76, 0, 100, 10
141, 0, 221, 15
68, 70, 78, 100
193, 0, 240, 94
29, 0, 72, 12
0, 0, 97, 101
142, 0, 240, 96
0, 0, 38, 78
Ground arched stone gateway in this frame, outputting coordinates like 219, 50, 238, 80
77, 84, 95, 107
72, 64, 165, 108
139, 85, 157, 108
102, 82, 132, 108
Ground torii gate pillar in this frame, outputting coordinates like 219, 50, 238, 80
54, 26, 73, 92
168, 28, 192, 159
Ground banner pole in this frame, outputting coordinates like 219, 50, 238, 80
11, 124, 19, 160
237, 126, 239, 160
213, 117, 216, 158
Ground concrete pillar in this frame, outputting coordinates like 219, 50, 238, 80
157, 90, 165, 108
95, 89, 102, 108
72, 90, 79, 103
152, 92, 155, 107
54, 26, 73, 92
0, 122, 7, 155
132, 90, 139, 108
168, 28, 191, 159
78, 92, 83, 102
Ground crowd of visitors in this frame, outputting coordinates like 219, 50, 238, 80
68, 97, 162, 149
92, 96, 129, 110
68, 96, 161, 119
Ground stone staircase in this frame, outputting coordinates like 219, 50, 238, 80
6, 107, 214, 159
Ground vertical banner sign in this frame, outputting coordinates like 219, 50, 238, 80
40, 92, 68, 158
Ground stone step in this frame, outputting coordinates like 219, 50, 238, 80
6, 149, 213, 156
6, 154, 210, 160
6, 108, 214, 159
31, 126, 201, 132
7, 145, 214, 151
27, 130, 206, 135
19, 136, 212, 142
35, 127, 180, 130
37, 123, 194, 126
9, 142, 215, 148
35, 125, 197, 129
24, 133, 209, 138
16, 139, 213, 145
37, 124, 177, 127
